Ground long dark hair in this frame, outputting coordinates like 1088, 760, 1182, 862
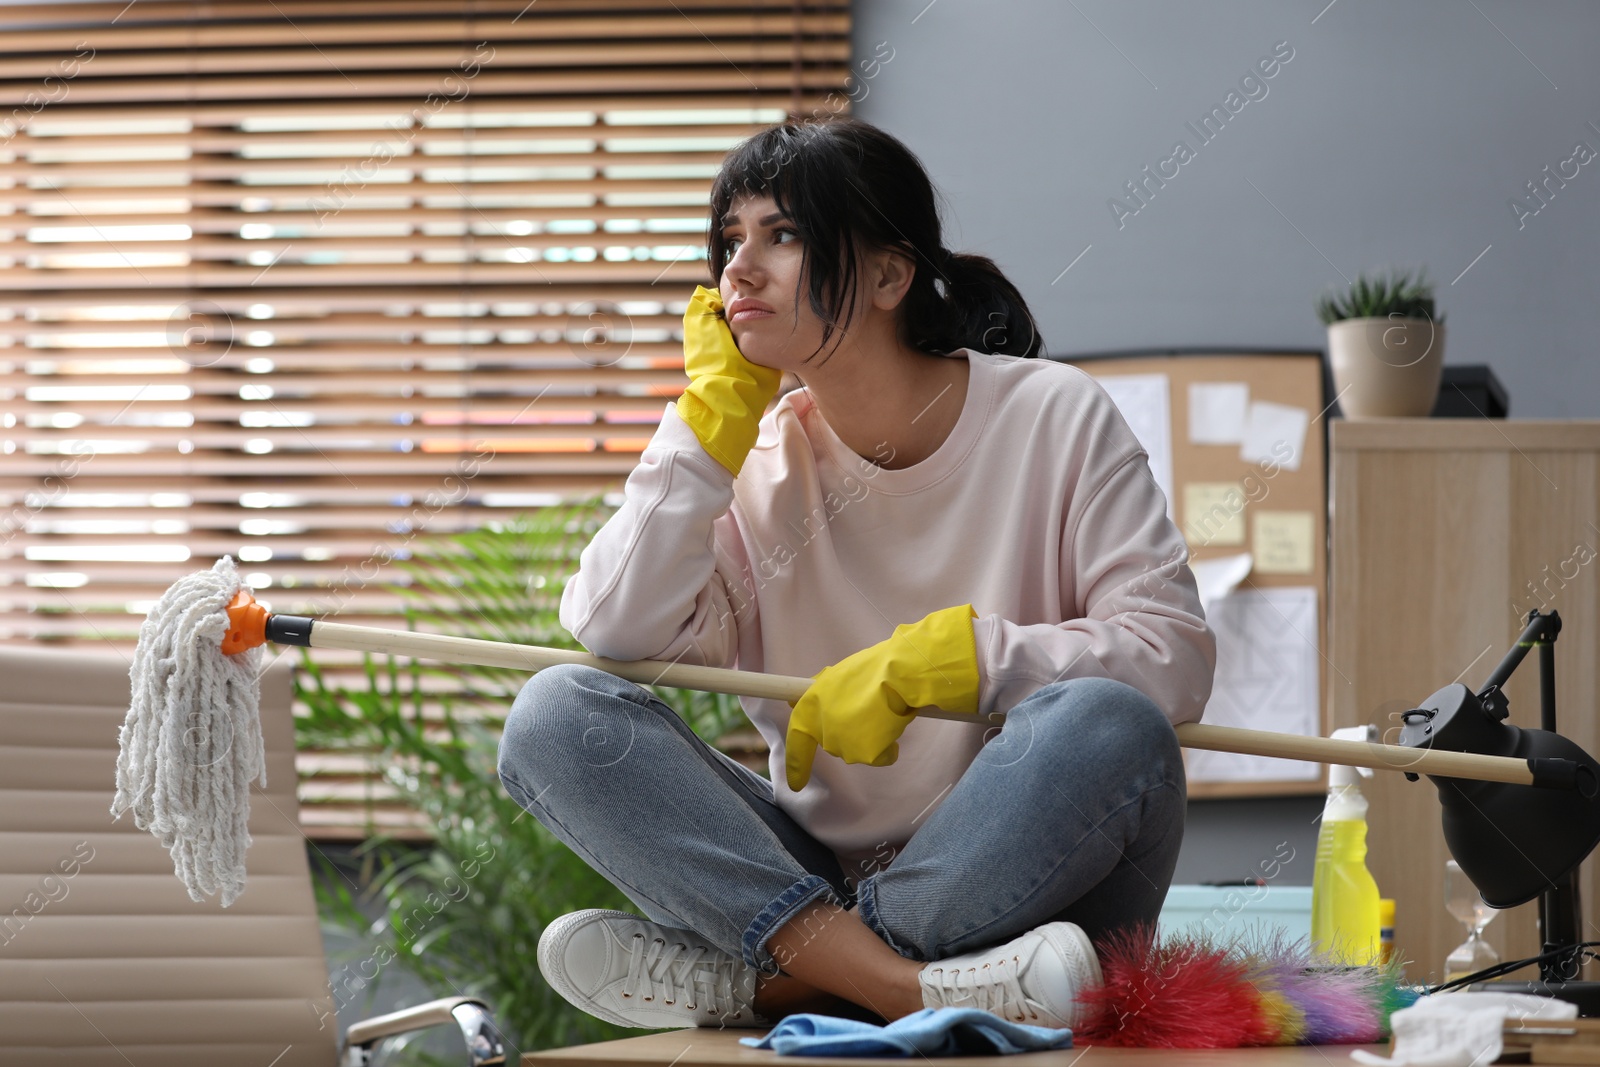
706, 115, 1043, 361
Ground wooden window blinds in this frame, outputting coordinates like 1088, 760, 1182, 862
0, 0, 850, 838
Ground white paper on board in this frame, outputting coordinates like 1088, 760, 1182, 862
1186, 585, 1321, 783
1094, 373, 1174, 525
1188, 381, 1250, 445
1240, 400, 1309, 472
1189, 552, 1253, 614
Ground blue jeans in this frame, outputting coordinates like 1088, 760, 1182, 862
496, 663, 1186, 979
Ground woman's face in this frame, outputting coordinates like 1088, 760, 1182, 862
716, 192, 834, 369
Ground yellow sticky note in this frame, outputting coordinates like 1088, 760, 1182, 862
1184, 482, 1246, 547
1253, 510, 1315, 574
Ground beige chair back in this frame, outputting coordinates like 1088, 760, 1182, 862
0, 644, 339, 1066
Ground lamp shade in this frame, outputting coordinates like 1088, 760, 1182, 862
1399, 683, 1600, 908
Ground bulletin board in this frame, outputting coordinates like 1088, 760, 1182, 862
1063, 350, 1330, 799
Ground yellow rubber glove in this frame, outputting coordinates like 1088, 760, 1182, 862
676, 285, 783, 477
784, 604, 981, 792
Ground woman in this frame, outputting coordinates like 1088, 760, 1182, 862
496, 116, 1216, 1033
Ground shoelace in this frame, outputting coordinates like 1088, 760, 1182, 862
620, 932, 744, 1019
924, 954, 1036, 1022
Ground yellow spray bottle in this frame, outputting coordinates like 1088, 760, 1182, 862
1311, 724, 1382, 965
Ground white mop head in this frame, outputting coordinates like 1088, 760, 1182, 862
112, 555, 268, 906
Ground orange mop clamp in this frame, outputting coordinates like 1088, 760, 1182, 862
222, 587, 311, 656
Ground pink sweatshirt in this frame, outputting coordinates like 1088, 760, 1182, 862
559, 349, 1217, 886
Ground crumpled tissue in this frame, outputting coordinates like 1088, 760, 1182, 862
1350, 990, 1577, 1067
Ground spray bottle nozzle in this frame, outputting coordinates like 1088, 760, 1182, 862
1329, 724, 1376, 784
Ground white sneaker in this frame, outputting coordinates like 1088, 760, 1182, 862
917, 921, 1103, 1028
537, 909, 770, 1030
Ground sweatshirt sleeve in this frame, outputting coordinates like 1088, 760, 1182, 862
971, 396, 1218, 727
558, 402, 755, 669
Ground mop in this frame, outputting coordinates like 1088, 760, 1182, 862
112, 556, 1546, 1042
112, 555, 267, 906
114, 556, 1559, 905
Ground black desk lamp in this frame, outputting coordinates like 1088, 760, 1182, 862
1398, 608, 1600, 1014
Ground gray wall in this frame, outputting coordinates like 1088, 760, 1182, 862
854, 0, 1600, 884
854, 0, 1599, 418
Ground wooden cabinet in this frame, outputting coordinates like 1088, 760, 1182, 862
1328, 420, 1600, 985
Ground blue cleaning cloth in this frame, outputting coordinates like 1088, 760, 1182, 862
737, 1007, 1074, 1057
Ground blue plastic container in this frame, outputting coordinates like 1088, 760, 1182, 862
1157, 884, 1314, 946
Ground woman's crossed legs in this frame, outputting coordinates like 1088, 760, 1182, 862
496, 663, 1185, 1022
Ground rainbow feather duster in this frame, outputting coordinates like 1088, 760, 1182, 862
1072, 923, 1422, 1048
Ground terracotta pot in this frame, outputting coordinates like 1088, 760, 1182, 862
1326, 316, 1446, 418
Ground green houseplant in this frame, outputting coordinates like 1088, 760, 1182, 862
1315, 267, 1446, 418
296, 498, 755, 1061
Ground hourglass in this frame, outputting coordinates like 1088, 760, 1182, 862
1444, 859, 1500, 982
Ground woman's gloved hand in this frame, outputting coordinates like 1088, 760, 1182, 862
676, 285, 783, 477
784, 604, 981, 792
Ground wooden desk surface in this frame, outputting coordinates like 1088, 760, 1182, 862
523, 1027, 1392, 1065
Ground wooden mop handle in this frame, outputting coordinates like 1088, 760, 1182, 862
307, 619, 814, 701
301, 619, 1541, 786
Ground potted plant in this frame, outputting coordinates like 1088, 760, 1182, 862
297, 500, 756, 1056
1316, 267, 1446, 418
